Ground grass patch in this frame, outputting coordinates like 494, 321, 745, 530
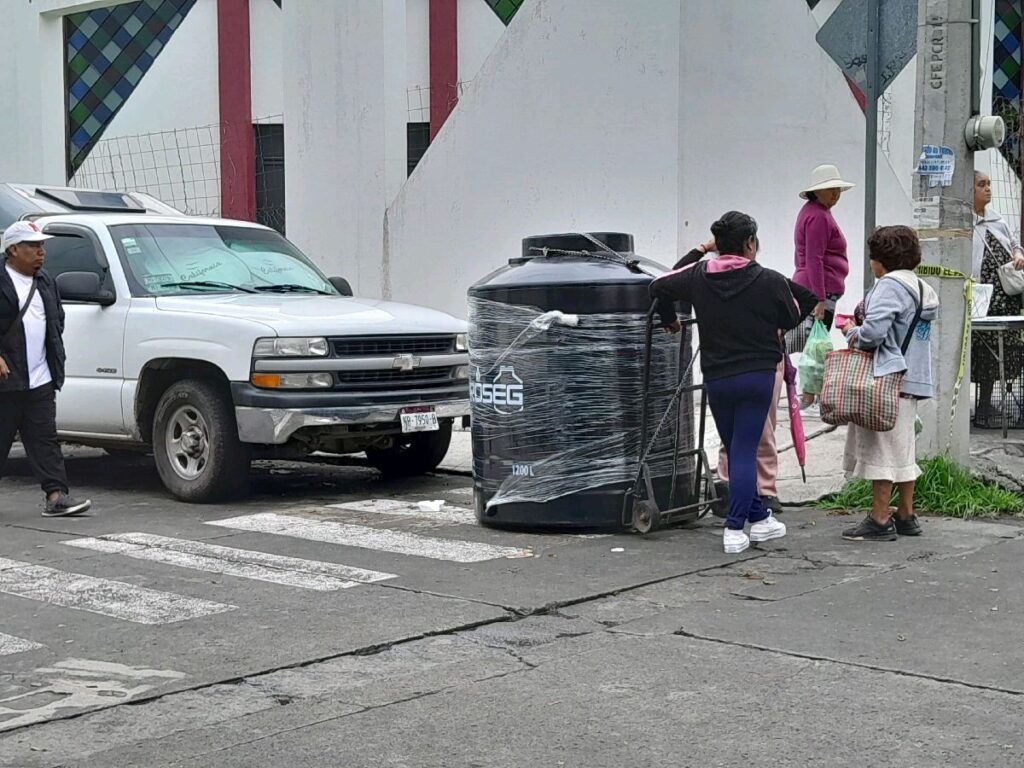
816, 455, 1024, 518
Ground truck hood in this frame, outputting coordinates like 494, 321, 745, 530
154, 294, 467, 336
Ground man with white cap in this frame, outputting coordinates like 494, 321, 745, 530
0, 220, 92, 516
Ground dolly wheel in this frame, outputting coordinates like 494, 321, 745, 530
632, 501, 660, 534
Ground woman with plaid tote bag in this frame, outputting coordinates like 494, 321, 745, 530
831, 226, 939, 542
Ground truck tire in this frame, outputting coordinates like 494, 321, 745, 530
366, 420, 453, 477
152, 378, 251, 502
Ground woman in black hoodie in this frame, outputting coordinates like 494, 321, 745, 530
652, 212, 817, 554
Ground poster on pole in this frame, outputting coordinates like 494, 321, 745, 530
914, 146, 956, 188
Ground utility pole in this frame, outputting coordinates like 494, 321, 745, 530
913, 0, 975, 462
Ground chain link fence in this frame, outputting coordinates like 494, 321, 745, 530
69, 115, 286, 234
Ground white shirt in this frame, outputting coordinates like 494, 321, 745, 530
973, 209, 1022, 282
5, 265, 52, 389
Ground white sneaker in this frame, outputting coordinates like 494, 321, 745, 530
749, 513, 787, 543
800, 402, 821, 420
723, 528, 749, 554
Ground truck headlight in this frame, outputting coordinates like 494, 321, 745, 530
253, 337, 329, 357
454, 365, 470, 380
251, 372, 335, 389
455, 333, 468, 352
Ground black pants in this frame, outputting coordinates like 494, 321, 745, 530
0, 383, 69, 496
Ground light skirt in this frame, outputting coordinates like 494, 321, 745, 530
843, 398, 921, 483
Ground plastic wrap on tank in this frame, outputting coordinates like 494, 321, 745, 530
469, 296, 695, 510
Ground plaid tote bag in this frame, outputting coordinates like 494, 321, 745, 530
819, 349, 905, 431
819, 278, 924, 432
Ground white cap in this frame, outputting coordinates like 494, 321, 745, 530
2, 221, 53, 251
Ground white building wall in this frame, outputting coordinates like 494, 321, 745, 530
677, 0, 913, 316
458, 0, 506, 85
251, 0, 285, 120
405, 0, 507, 126
406, 0, 431, 122
384, 0, 410, 204
0, 3, 68, 184
283, 1, 396, 295
384, 0, 681, 318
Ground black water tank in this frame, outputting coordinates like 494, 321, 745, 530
468, 232, 695, 530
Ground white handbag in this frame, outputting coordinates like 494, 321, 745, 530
971, 283, 993, 318
997, 261, 1024, 297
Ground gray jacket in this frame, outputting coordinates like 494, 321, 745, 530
844, 270, 940, 399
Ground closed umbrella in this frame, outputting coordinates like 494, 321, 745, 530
783, 354, 808, 483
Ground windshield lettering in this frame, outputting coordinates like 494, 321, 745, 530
181, 262, 224, 281
258, 264, 291, 276
109, 223, 338, 298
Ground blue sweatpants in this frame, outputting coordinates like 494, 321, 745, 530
705, 370, 777, 531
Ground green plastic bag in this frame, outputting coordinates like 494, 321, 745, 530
798, 320, 833, 395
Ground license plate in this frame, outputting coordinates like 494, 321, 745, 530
400, 407, 439, 434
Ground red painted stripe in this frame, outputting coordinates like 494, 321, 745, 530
429, 0, 458, 140
217, 0, 255, 220
844, 74, 866, 114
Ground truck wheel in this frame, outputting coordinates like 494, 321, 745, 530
366, 420, 453, 477
152, 379, 251, 502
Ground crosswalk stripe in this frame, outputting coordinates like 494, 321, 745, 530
0, 632, 43, 656
327, 499, 476, 526
63, 533, 396, 591
0, 557, 236, 625
207, 513, 533, 563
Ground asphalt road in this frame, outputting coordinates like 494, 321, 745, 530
1, 448, 1023, 767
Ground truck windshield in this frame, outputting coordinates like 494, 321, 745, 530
108, 223, 338, 297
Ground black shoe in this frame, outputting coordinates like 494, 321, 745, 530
42, 493, 92, 517
841, 515, 897, 541
761, 496, 785, 516
893, 514, 922, 536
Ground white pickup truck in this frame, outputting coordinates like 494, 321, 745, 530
0, 184, 470, 502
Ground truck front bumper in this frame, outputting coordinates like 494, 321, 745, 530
234, 400, 471, 444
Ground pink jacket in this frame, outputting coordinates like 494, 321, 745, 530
792, 200, 849, 300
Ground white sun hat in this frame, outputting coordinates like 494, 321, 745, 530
799, 164, 856, 199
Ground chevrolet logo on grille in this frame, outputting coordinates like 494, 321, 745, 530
392, 353, 422, 371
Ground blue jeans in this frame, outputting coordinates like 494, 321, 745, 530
706, 370, 776, 530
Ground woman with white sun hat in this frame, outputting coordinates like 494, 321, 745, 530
792, 163, 855, 416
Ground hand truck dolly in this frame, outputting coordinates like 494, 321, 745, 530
623, 304, 718, 534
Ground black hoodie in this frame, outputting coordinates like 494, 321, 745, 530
651, 256, 818, 380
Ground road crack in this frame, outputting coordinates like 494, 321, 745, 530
0, 553, 766, 740
671, 628, 1024, 697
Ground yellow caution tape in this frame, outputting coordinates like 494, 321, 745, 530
914, 264, 972, 453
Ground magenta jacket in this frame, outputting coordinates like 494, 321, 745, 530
792, 199, 849, 300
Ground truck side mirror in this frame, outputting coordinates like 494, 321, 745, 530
329, 276, 353, 297
56, 271, 114, 306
